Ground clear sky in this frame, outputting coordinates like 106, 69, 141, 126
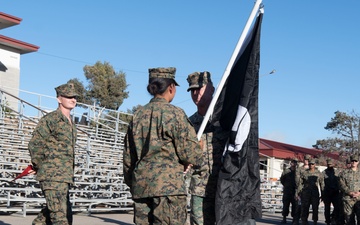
2, 1, 360, 148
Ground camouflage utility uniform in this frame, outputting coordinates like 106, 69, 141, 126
188, 112, 227, 225
297, 167, 324, 225
295, 162, 310, 224
280, 164, 297, 223
28, 108, 77, 225
322, 165, 340, 225
124, 97, 203, 225
339, 167, 360, 225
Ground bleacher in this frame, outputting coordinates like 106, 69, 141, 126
0, 88, 133, 216
0, 87, 291, 217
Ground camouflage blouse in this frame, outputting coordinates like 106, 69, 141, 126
339, 168, 360, 197
296, 168, 324, 196
123, 97, 203, 199
28, 108, 77, 184
188, 112, 228, 198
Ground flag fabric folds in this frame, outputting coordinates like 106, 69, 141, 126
214, 13, 263, 225
12, 164, 33, 181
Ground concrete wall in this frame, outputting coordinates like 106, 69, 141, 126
0, 47, 20, 111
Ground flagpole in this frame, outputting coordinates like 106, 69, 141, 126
197, 0, 263, 140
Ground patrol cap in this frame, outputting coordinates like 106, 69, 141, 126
186, 71, 212, 92
291, 158, 298, 163
350, 154, 359, 162
304, 154, 311, 160
148, 67, 179, 86
309, 159, 316, 164
326, 158, 333, 165
55, 83, 78, 97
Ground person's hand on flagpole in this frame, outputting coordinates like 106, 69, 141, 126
184, 164, 193, 174
199, 139, 204, 150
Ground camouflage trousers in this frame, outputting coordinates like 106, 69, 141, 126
190, 195, 215, 225
323, 191, 340, 224
282, 191, 297, 218
300, 190, 320, 222
32, 181, 72, 225
133, 195, 187, 225
343, 197, 360, 225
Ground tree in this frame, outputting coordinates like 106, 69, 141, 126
83, 61, 129, 110
314, 110, 360, 157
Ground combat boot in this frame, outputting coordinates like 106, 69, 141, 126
281, 216, 287, 224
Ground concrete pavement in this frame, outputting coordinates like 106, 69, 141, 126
0, 211, 327, 225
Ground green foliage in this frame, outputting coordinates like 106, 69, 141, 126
315, 110, 360, 158
83, 61, 129, 110
67, 61, 132, 132
68, 61, 129, 111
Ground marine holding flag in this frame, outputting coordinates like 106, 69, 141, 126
28, 82, 78, 225
186, 71, 228, 225
212, 12, 263, 225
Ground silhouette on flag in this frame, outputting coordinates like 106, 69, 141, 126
213, 13, 263, 225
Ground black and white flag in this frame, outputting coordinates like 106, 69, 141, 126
213, 12, 263, 225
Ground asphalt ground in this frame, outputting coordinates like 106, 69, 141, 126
0, 211, 327, 225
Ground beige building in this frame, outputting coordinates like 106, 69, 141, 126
0, 12, 39, 110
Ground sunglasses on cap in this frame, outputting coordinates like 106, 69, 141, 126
351, 160, 358, 163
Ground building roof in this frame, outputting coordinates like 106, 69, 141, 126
0, 12, 39, 54
259, 138, 339, 161
0, 35, 39, 54
0, 12, 21, 29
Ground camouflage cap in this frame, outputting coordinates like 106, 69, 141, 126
148, 67, 179, 86
55, 83, 78, 97
291, 158, 298, 163
350, 154, 359, 162
304, 154, 311, 160
309, 159, 316, 164
186, 71, 212, 92
326, 158, 333, 165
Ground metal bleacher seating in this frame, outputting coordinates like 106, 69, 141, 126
0, 87, 292, 216
0, 88, 133, 216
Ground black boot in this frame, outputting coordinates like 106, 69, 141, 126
281, 216, 287, 224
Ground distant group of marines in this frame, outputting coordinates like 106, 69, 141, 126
280, 153, 360, 225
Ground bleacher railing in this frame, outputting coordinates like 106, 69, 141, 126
0, 87, 290, 216
0, 88, 133, 216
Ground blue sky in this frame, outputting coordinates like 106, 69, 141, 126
2, 1, 360, 148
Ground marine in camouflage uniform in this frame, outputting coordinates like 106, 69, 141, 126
123, 67, 204, 225
296, 159, 324, 225
186, 71, 228, 225
280, 159, 298, 224
339, 154, 360, 225
294, 154, 311, 225
28, 83, 78, 225
322, 158, 340, 225
338, 158, 354, 225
